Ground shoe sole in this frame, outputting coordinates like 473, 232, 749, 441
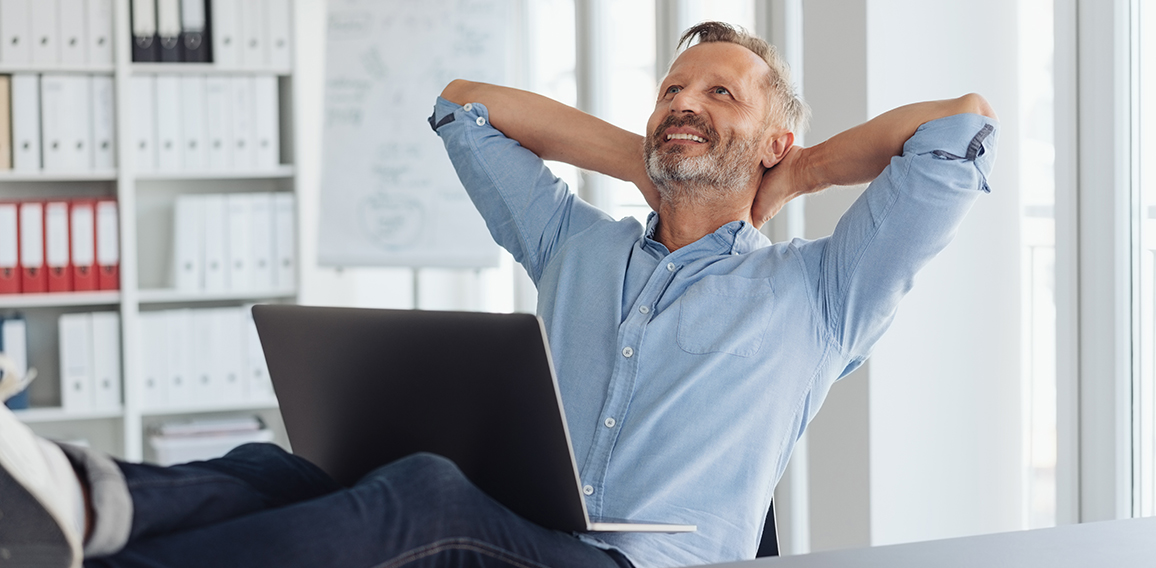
0, 466, 76, 567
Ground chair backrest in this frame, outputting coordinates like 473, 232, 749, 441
755, 498, 780, 557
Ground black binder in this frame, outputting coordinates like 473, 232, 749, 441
131, 0, 159, 62
181, 0, 211, 62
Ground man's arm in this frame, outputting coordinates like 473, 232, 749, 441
440, 80, 661, 210
751, 94, 997, 227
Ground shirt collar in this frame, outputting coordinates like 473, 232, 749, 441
642, 211, 771, 256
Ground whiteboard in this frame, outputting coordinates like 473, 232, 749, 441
318, 0, 510, 268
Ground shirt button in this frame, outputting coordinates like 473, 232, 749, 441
476, 116, 486, 126
622, 346, 634, 358
666, 262, 676, 272
583, 485, 595, 495
604, 417, 616, 428
639, 306, 649, 314
463, 103, 473, 111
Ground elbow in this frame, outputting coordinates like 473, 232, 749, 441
957, 93, 998, 121
441, 79, 477, 105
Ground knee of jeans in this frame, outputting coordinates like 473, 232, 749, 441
223, 442, 289, 462
393, 452, 464, 480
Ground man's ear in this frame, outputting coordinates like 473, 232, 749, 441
761, 131, 795, 169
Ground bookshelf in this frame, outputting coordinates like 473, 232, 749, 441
4, 0, 300, 462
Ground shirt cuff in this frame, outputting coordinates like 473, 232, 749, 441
903, 112, 999, 175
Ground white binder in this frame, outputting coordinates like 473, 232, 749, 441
91, 75, 116, 169
253, 75, 279, 169
210, 0, 239, 68
217, 307, 246, 403
273, 193, 295, 290
266, 0, 291, 70
139, 311, 169, 409
154, 74, 182, 171
91, 311, 121, 410
249, 192, 274, 291
165, 309, 193, 406
243, 306, 274, 401
130, 75, 157, 172
173, 194, 204, 291
59, 313, 94, 413
179, 75, 207, 170
204, 76, 233, 170
226, 193, 252, 292
85, 0, 113, 65
40, 75, 67, 170
189, 309, 220, 405
239, 0, 266, 68
29, 0, 59, 64
201, 193, 227, 292
229, 75, 255, 170
58, 0, 86, 65
11, 74, 41, 171
0, 0, 31, 64
68, 76, 94, 169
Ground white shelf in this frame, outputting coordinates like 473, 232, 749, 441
138, 288, 297, 304
0, 170, 118, 182
0, 64, 115, 74
135, 165, 295, 181
132, 63, 292, 76
15, 407, 124, 423
142, 399, 279, 417
0, 291, 121, 308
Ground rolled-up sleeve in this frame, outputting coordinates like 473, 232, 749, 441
806, 112, 998, 361
431, 97, 610, 283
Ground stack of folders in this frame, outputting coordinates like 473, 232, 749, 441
138, 306, 275, 412
0, 199, 119, 294
0, 314, 30, 410
173, 193, 294, 294
131, 74, 280, 172
0, 0, 114, 67
131, 0, 292, 69
0, 73, 116, 172
148, 416, 274, 466
58, 311, 121, 413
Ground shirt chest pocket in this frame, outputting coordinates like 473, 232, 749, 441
676, 275, 775, 357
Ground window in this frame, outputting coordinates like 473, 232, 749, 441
1133, 0, 1156, 517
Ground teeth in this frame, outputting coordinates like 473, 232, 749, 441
667, 133, 706, 143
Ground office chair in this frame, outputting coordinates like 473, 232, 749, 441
755, 499, 780, 557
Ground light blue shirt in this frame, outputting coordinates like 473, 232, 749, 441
432, 97, 997, 567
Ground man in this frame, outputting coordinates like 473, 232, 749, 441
0, 22, 996, 568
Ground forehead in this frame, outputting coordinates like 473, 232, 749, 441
662, 41, 772, 88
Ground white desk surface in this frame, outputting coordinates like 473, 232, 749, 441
699, 516, 1156, 568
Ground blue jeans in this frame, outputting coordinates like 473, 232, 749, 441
85, 443, 633, 568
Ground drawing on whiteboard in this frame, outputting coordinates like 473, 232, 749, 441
358, 193, 425, 249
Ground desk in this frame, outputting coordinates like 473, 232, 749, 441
699, 516, 1156, 567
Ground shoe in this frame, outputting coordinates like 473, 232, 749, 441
0, 365, 83, 568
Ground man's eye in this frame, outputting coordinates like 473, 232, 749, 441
714, 87, 731, 95
666, 85, 682, 95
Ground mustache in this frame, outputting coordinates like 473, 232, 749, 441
651, 114, 718, 144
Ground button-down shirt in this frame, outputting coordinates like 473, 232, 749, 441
432, 97, 997, 567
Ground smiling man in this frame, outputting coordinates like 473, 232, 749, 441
0, 22, 996, 568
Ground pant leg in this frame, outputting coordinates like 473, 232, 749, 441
88, 453, 633, 568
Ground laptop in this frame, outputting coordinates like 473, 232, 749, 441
252, 304, 696, 534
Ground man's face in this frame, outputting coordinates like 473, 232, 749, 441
645, 42, 774, 199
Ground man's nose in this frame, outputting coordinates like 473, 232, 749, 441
670, 89, 702, 114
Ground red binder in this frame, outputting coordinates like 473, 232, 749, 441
0, 202, 19, 294
95, 199, 119, 291
45, 201, 73, 292
70, 200, 98, 292
18, 201, 46, 294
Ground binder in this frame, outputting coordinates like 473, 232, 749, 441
155, 74, 182, 171
229, 76, 255, 170
0, 202, 18, 293
210, 0, 239, 68
91, 75, 116, 170
0, 75, 11, 170
266, 0, 291, 70
156, 0, 180, 62
243, 305, 273, 401
29, 0, 59, 64
59, 0, 87, 65
70, 200, 96, 291
0, 0, 31, 64
130, 75, 156, 172
217, 307, 245, 402
253, 75, 279, 169
1, 316, 30, 409
225, 193, 252, 292
178, 75, 206, 169
239, 0, 265, 69
91, 311, 121, 410
95, 199, 118, 290
139, 311, 168, 409
59, 312, 94, 412
44, 200, 72, 292
189, 309, 218, 405
131, 0, 159, 62
180, 0, 209, 62
67, 76, 94, 170
18, 201, 45, 293
204, 76, 232, 170
172, 194, 203, 291
164, 309, 192, 405
249, 192, 273, 291
273, 193, 295, 290
86, 0, 114, 65
11, 74, 40, 171
40, 75, 67, 171
201, 193, 226, 291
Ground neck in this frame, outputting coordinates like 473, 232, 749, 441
653, 187, 755, 252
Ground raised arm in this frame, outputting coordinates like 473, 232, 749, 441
441, 80, 661, 210
751, 93, 997, 227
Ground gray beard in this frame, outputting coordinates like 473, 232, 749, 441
645, 134, 760, 207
